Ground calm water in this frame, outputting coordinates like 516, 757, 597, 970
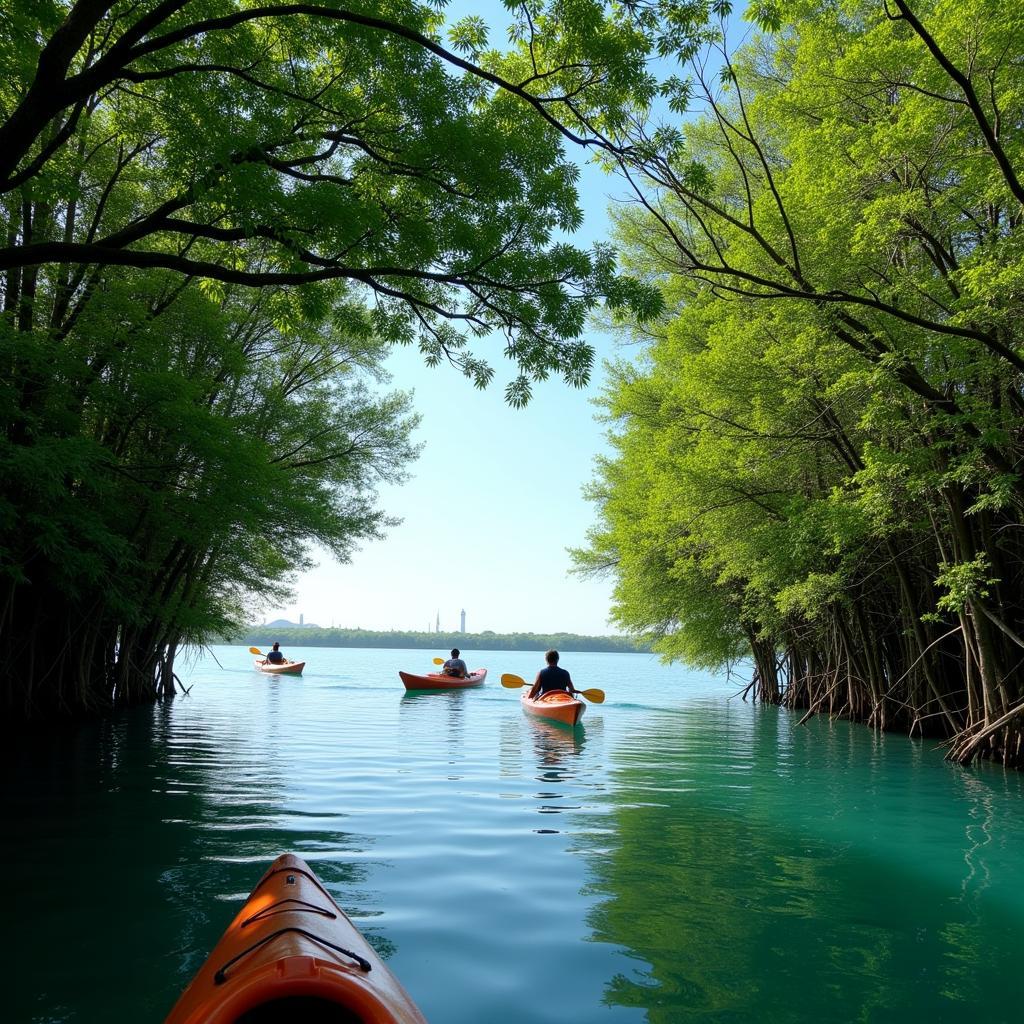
5, 646, 1024, 1023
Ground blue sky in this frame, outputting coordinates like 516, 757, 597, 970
267, 157, 633, 635
263, 2, 686, 636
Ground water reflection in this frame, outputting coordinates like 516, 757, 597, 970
498, 712, 523, 779
399, 688, 467, 776
576, 705, 1024, 1022
531, 717, 585, 767
8, 649, 1024, 1024
4, 692, 383, 1024
524, 717, 586, 832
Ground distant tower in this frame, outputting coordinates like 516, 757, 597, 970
436, 609, 440, 633
299, 612, 304, 626
460, 608, 466, 632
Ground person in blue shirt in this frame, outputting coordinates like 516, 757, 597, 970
265, 642, 286, 665
529, 649, 578, 698
442, 648, 468, 678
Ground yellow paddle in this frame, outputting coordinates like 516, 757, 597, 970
250, 645, 295, 668
434, 656, 473, 679
500, 673, 605, 704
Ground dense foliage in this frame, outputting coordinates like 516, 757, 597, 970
241, 627, 648, 653
0, 0, 664, 717
574, 0, 1024, 764
1, 265, 420, 714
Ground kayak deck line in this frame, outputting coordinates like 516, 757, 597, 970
240, 896, 337, 926
247, 862, 336, 905
214, 926, 372, 985
164, 853, 428, 1024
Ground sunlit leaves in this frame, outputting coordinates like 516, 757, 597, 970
934, 555, 999, 613
0, 0, 677, 398
745, 2, 783, 33
448, 15, 489, 57
575, 0, 1024, 715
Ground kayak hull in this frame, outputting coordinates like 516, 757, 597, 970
254, 658, 305, 675
164, 853, 427, 1024
399, 669, 487, 690
521, 690, 586, 726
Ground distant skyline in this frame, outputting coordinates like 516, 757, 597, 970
259, 616, 631, 637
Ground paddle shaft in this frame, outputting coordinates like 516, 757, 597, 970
250, 645, 295, 667
499, 673, 604, 704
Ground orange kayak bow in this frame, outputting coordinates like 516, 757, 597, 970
164, 854, 427, 1024
520, 689, 586, 727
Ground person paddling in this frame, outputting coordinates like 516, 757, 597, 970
442, 648, 468, 678
528, 649, 578, 699
264, 642, 286, 665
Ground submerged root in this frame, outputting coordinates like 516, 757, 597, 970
946, 701, 1024, 765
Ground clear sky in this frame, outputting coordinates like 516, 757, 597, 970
262, 7, 645, 636
265, 165, 635, 635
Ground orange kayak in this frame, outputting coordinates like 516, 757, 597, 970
164, 853, 427, 1024
254, 658, 305, 675
398, 669, 487, 690
521, 689, 586, 726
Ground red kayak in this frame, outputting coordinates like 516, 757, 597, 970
164, 853, 427, 1024
521, 689, 586, 726
399, 669, 487, 690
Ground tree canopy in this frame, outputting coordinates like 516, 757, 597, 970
574, 0, 1024, 764
0, 0, 670, 716
1, 0, 666, 397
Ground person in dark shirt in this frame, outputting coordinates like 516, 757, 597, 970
529, 649, 578, 698
442, 648, 468, 678
265, 642, 286, 665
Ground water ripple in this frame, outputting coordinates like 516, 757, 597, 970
5, 646, 1024, 1023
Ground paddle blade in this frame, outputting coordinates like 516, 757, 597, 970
580, 688, 605, 704
433, 658, 445, 665
249, 647, 263, 655
501, 673, 527, 688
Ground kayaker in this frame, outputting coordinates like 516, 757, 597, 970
264, 642, 286, 665
442, 648, 468, 678
529, 649, 578, 699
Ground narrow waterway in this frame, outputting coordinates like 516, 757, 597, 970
5, 647, 1023, 1022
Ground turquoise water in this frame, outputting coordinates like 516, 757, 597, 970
5, 646, 1024, 1023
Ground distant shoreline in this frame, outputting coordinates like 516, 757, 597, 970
237, 626, 650, 654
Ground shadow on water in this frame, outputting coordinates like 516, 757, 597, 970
577, 703, 1024, 1024
399, 687, 470, 707
2, 698, 383, 1024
